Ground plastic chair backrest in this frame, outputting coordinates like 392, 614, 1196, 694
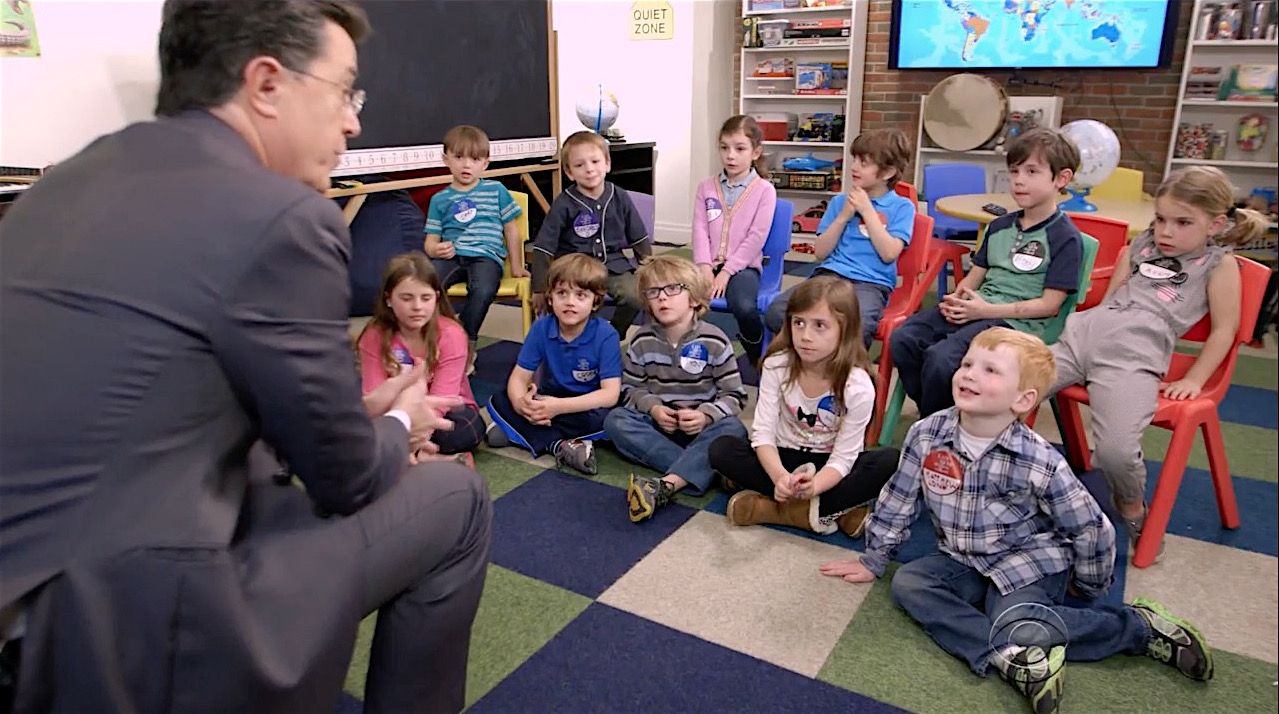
894, 181, 919, 207
889, 212, 934, 309
924, 163, 986, 203
505, 191, 530, 279
626, 190, 656, 240
1088, 167, 1144, 201
1164, 257, 1269, 403
760, 200, 795, 297
1039, 233, 1098, 344
1066, 213, 1129, 311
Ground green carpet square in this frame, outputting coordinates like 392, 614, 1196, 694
475, 449, 546, 500
1142, 422, 1277, 484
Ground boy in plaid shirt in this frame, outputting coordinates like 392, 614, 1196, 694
821, 328, 1214, 714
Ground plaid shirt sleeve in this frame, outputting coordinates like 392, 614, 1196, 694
1037, 457, 1116, 598
861, 422, 926, 577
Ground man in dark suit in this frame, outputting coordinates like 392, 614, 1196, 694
0, 2, 491, 712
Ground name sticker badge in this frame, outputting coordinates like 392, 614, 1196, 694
679, 342, 708, 375
1011, 239, 1046, 272
573, 210, 601, 238
571, 358, 598, 383
857, 211, 889, 237
704, 197, 723, 222
922, 449, 964, 496
452, 198, 477, 224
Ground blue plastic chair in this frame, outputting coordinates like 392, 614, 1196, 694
708, 200, 794, 349
627, 189, 656, 238
924, 163, 986, 294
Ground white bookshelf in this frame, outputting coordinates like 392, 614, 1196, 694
1166, 0, 1279, 198
912, 94, 1064, 195
739, 0, 868, 248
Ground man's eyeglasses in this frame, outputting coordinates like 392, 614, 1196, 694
292, 68, 366, 116
642, 283, 687, 300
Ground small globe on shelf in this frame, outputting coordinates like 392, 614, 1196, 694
1059, 119, 1120, 213
575, 85, 620, 135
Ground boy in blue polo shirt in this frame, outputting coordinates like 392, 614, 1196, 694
764, 128, 915, 347
485, 254, 622, 475
426, 124, 526, 357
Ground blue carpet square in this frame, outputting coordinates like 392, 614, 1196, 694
1220, 384, 1278, 429
1144, 461, 1279, 557
491, 471, 698, 598
469, 603, 905, 714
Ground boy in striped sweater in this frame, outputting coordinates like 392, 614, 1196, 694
604, 255, 749, 523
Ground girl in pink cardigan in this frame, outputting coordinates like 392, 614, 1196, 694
692, 115, 778, 365
357, 253, 484, 463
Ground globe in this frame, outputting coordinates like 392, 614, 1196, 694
575, 85, 620, 134
1059, 119, 1120, 212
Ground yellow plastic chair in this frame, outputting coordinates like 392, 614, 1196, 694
445, 190, 533, 336
1088, 167, 1144, 201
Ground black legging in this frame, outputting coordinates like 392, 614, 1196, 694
709, 435, 900, 517
432, 404, 485, 454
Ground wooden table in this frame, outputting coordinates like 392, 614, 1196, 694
936, 192, 1155, 240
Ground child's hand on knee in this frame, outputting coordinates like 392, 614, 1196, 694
650, 405, 679, 432
819, 558, 876, 583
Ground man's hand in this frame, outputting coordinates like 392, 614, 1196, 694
389, 365, 461, 452
676, 408, 711, 435
819, 558, 876, 583
650, 404, 678, 433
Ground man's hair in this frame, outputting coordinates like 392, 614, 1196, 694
546, 254, 608, 311
1005, 127, 1080, 178
443, 125, 491, 160
156, 0, 369, 116
849, 128, 912, 188
637, 255, 709, 318
969, 327, 1056, 408
561, 131, 611, 161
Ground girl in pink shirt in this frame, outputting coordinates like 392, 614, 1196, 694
357, 253, 484, 460
691, 115, 777, 365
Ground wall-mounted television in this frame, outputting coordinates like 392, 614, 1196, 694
888, 0, 1180, 71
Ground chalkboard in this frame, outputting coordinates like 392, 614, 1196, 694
350, 0, 552, 151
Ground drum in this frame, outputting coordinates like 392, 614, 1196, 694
923, 74, 1009, 152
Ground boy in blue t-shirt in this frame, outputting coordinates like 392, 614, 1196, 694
764, 129, 916, 347
426, 124, 526, 355
485, 254, 622, 475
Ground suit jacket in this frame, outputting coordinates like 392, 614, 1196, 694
0, 111, 408, 711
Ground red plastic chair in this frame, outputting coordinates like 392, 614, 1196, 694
866, 212, 935, 445
1066, 213, 1130, 311
1054, 257, 1270, 568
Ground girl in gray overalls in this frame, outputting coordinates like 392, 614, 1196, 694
1046, 166, 1269, 562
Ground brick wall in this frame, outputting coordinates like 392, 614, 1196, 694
861, 0, 1191, 196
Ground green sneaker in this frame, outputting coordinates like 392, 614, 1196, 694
1131, 598, 1214, 681
996, 645, 1065, 714
627, 474, 673, 523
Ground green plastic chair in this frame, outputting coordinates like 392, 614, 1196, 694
876, 233, 1099, 446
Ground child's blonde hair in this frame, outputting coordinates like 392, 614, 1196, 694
969, 327, 1056, 416
849, 128, 912, 188
1155, 166, 1269, 247
561, 130, 611, 162
547, 254, 608, 312
443, 125, 490, 159
636, 255, 709, 318
763, 275, 872, 412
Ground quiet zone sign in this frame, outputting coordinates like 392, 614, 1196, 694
630, 1, 673, 40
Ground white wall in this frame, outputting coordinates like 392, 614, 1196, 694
553, 0, 736, 245
0, 0, 163, 168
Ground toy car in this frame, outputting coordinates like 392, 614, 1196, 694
781, 153, 836, 172
791, 201, 828, 234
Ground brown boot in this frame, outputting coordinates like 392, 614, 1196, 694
835, 505, 871, 537
726, 491, 814, 530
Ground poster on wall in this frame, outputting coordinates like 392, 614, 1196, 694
1, 0, 41, 58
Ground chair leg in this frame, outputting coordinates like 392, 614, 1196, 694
1201, 414, 1241, 529
877, 379, 906, 448
935, 261, 950, 298
867, 357, 892, 446
948, 255, 965, 287
1135, 421, 1197, 568
521, 295, 533, 337
1054, 396, 1092, 472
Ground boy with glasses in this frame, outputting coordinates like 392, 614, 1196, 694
604, 255, 748, 522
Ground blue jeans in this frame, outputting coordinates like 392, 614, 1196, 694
889, 307, 1009, 418
890, 554, 1149, 676
764, 269, 889, 348
721, 268, 763, 359
603, 407, 748, 494
434, 255, 503, 342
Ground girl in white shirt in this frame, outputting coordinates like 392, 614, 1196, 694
708, 275, 900, 535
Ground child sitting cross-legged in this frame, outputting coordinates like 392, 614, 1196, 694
707, 275, 900, 536
485, 254, 622, 475
605, 255, 749, 523
820, 327, 1214, 714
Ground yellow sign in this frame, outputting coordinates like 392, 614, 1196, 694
630, 1, 674, 41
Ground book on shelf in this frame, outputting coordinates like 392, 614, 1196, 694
1186, 65, 1226, 100
1218, 64, 1278, 102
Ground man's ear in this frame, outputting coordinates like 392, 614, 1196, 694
242, 55, 287, 119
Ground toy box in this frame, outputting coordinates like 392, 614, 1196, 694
753, 112, 797, 141
795, 62, 832, 91
752, 57, 794, 78
758, 20, 789, 47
